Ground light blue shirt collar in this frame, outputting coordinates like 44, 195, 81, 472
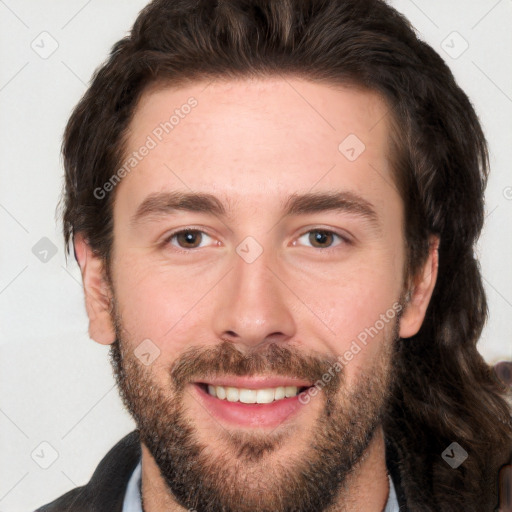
384, 471, 400, 512
122, 459, 142, 512
122, 459, 400, 512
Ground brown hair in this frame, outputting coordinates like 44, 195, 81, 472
61, 0, 512, 509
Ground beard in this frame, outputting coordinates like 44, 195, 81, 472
109, 301, 400, 512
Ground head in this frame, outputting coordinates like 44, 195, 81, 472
63, 1, 512, 511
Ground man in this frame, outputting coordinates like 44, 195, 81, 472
37, 0, 512, 511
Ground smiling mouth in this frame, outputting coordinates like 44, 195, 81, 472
196, 383, 311, 404
192, 378, 316, 428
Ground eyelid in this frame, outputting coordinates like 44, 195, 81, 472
162, 226, 353, 252
294, 227, 353, 250
163, 227, 217, 250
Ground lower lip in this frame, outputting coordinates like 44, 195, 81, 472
192, 384, 310, 429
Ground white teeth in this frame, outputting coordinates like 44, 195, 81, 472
285, 386, 298, 398
274, 386, 285, 400
206, 385, 301, 403
215, 385, 226, 400
256, 388, 275, 404
239, 388, 257, 404
225, 386, 239, 402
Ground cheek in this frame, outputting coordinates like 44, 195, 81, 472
325, 297, 398, 389
307, 249, 401, 330
111, 257, 208, 354
321, 284, 399, 346
301, 255, 402, 380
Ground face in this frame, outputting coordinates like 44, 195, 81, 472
77, 77, 438, 511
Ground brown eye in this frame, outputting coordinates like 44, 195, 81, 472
296, 229, 347, 249
308, 230, 335, 248
168, 229, 212, 249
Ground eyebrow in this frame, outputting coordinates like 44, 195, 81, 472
130, 190, 380, 228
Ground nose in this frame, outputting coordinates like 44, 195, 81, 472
211, 247, 297, 352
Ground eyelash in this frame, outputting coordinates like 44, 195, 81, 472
163, 227, 351, 252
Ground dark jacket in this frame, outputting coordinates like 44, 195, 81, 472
36, 430, 410, 511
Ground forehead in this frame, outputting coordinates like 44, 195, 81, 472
129, 77, 391, 156
116, 76, 399, 220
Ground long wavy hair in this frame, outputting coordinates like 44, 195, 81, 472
61, 0, 512, 509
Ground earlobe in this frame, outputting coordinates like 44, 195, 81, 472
399, 235, 440, 339
74, 233, 116, 345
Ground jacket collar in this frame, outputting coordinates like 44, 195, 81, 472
385, 433, 411, 511
39, 430, 411, 511
37, 430, 141, 512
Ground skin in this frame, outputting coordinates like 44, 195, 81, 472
74, 77, 439, 511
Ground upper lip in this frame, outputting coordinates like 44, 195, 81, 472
195, 376, 314, 389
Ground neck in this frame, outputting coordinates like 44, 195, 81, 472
140, 426, 390, 512
326, 426, 390, 512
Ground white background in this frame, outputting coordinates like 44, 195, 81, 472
0, 1, 511, 510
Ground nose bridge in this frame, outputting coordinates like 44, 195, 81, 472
211, 240, 296, 348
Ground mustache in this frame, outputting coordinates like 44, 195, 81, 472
170, 340, 343, 395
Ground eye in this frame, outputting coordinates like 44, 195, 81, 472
163, 228, 350, 252
295, 229, 349, 250
166, 229, 215, 250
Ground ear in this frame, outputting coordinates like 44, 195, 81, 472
399, 235, 440, 339
73, 233, 116, 345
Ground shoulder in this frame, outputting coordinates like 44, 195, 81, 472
35, 430, 141, 512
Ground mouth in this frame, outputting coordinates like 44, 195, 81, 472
191, 377, 315, 429
197, 383, 311, 403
